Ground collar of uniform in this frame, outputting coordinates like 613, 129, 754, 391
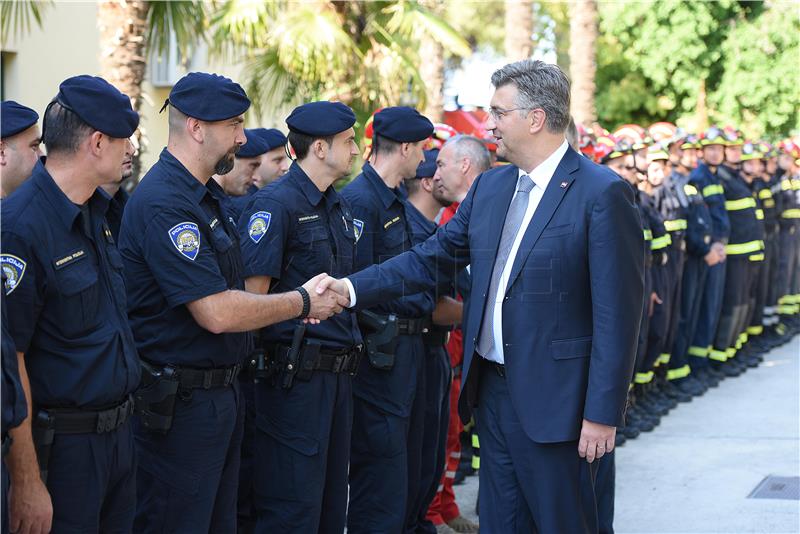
362, 162, 401, 210
288, 162, 324, 207
32, 160, 111, 230
159, 148, 213, 204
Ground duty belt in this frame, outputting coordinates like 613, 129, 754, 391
39, 395, 134, 434
174, 363, 242, 390
270, 343, 363, 375
397, 317, 432, 336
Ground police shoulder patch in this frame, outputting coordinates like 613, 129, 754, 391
248, 211, 271, 244
168, 222, 201, 261
353, 219, 364, 243
1, 254, 27, 295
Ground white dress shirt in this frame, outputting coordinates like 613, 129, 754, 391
345, 140, 570, 364
484, 140, 569, 364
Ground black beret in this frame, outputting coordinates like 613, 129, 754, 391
414, 149, 439, 179
56, 75, 139, 138
1, 100, 39, 139
237, 129, 270, 158
250, 128, 287, 151
286, 101, 356, 137
166, 72, 250, 121
373, 106, 434, 143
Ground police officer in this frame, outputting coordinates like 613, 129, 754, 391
100, 133, 137, 241
219, 128, 270, 221
252, 128, 290, 188
403, 149, 463, 534
118, 72, 347, 532
2, 75, 141, 533
238, 101, 362, 533
0, 100, 41, 198
340, 106, 435, 533
687, 127, 731, 387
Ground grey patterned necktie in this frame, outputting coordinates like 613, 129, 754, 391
476, 173, 535, 356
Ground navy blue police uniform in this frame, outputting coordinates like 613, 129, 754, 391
2, 273, 27, 534
402, 150, 455, 534
226, 128, 270, 223
1, 75, 141, 532
119, 72, 251, 533
106, 187, 129, 242
340, 107, 436, 534
238, 101, 363, 533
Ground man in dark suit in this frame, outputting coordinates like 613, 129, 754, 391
320, 59, 644, 533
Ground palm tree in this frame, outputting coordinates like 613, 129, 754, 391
504, 0, 533, 61
418, 0, 445, 123
209, 0, 470, 127
1, 0, 52, 47
569, 0, 598, 124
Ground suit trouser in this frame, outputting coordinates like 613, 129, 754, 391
712, 256, 749, 360
412, 345, 452, 534
596, 451, 616, 534
669, 255, 709, 379
45, 419, 136, 533
689, 260, 727, 367
254, 369, 352, 534
348, 335, 426, 534
476, 359, 598, 534
134, 384, 243, 533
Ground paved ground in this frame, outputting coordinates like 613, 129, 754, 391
454, 336, 800, 533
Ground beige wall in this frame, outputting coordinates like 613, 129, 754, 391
2, 2, 289, 174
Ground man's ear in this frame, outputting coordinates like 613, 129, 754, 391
187, 117, 204, 143
529, 109, 546, 135
0, 140, 7, 166
422, 176, 435, 193
312, 139, 328, 160
400, 142, 412, 158
88, 131, 105, 157
460, 156, 470, 175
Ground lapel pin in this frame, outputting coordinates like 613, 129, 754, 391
560, 181, 568, 188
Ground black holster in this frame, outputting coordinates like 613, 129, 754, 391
358, 310, 399, 370
31, 411, 55, 483
133, 361, 179, 434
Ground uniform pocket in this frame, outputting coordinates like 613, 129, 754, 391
53, 264, 100, 336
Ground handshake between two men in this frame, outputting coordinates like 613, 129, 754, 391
300, 273, 351, 323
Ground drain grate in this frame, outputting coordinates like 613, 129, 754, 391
747, 475, 800, 500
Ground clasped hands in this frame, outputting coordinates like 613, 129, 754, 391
300, 274, 351, 323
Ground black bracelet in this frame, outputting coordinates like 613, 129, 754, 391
295, 286, 311, 319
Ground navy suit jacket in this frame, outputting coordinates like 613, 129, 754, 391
349, 148, 644, 443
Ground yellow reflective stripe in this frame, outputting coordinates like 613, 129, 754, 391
688, 345, 709, 358
764, 199, 775, 208
747, 325, 763, 336
709, 349, 728, 361
727, 347, 737, 358
749, 253, 765, 262
703, 184, 724, 197
782, 209, 800, 219
643, 229, 653, 241
664, 219, 688, 232
651, 234, 672, 250
776, 323, 787, 334
658, 353, 671, 365
792, 178, 800, 190
725, 197, 757, 211
758, 188, 773, 200
781, 179, 792, 191
755, 209, 764, 220
726, 240, 763, 255
778, 295, 792, 305
667, 364, 691, 381
684, 184, 699, 195
635, 371, 654, 384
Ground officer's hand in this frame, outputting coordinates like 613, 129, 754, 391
648, 291, 662, 317
314, 275, 351, 305
578, 418, 616, 463
303, 273, 349, 320
9, 475, 53, 534
704, 249, 720, 266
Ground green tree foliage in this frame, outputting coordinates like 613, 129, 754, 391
597, 0, 797, 137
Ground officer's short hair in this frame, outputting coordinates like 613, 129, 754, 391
372, 134, 400, 156
288, 131, 333, 160
42, 100, 94, 155
403, 177, 423, 195
491, 59, 571, 134
444, 135, 491, 173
